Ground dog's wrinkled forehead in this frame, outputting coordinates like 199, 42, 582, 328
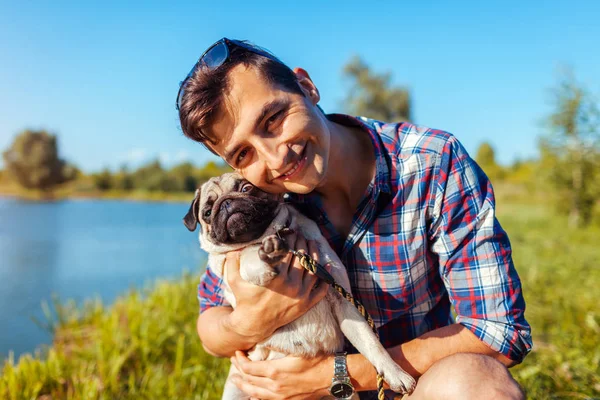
199, 172, 243, 206
183, 172, 246, 232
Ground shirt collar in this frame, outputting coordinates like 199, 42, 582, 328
326, 113, 392, 196
285, 113, 392, 205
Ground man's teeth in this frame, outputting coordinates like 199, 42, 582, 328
284, 159, 300, 177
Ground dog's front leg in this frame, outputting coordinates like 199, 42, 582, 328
239, 234, 290, 287
330, 294, 417, 395
238, 234, 289, 287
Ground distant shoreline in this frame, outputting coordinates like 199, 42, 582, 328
0, 187, 193, 204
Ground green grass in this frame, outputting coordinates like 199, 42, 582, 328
497, 201, 600, 399
0, 274, 229, 400
1, 192, 599, 399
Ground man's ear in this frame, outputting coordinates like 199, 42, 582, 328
293, 67, 320, 105
183, 188, 201, 232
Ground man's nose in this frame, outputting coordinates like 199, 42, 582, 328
256, 140, 287, 171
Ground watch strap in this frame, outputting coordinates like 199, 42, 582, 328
333, 351, 349, 378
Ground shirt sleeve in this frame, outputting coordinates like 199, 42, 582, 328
197, 266, 230, 313
428, 134, 533, 362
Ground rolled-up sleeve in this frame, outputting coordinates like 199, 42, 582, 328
428, 135, 532, 362
197, 266, 230, 313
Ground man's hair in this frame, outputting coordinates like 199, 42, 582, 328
177, 43, 304, 146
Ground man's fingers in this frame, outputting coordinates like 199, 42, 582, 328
293, 235, 309, 258
308, 279, 329, 304
236, 372, 281, 394
230, 374, 277, 400
284, 232, 298, 253
276, 232, 297, 274
306, 240, 321, 276
225, 251, 241, 287
308, 240, 319, 261
234, 350, 277, 379
285, 235, 309, 283
301, 240, 325, 290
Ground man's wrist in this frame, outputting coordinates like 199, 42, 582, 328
319, 355, 337, 394
329, 352, 355, 398
346, 353, 377, 391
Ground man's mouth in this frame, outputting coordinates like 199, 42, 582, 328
279, 144, 308, 181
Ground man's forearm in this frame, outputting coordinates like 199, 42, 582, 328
347, 323, 515, 391
197, 306, 261, 358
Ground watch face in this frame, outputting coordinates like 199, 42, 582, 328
330, 382, 354, 398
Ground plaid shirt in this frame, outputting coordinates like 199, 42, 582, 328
198, 114, 532, 363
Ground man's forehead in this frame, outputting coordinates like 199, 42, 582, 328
209, 64, 282, 152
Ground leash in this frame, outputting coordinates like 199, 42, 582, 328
287, 247, 387, 400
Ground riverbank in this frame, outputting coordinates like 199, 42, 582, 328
0, 180, 194, 203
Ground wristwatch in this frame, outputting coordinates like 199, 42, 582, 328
329, 352, 355, 399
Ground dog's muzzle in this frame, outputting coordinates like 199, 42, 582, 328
211, 195, 279, 244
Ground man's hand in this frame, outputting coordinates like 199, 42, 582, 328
226, 231, 330, 344
230, 351, 332, 400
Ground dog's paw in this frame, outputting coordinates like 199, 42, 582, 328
258, 234, 289, 266
378, 360, 416, 395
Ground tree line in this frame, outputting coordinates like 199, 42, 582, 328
90, 160, 231, 193
0, 129, 231, 195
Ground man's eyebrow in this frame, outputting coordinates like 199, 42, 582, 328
223, 99, 287, 164
253, 98, 287, 132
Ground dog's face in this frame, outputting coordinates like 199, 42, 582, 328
183, 172, 282, 246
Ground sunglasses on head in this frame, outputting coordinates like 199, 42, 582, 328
176, 38, 281, 111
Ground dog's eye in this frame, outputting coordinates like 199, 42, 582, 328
240, 183, 254, 193
203, 209, 212, 218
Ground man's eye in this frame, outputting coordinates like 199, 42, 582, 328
237, 148, 249, 164
266, 110, 283, 129
240, 183, 254, 193
203, 209, 212, 218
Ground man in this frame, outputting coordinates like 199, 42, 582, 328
176, 38, 532, 400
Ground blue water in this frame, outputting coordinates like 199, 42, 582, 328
0, 197, 206, 360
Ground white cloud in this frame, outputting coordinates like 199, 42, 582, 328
158, 151, 171, 165
119, 148, 149, 167
174, 150, 191, 163
157, 150, 190, 165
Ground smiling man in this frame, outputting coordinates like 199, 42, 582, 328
176, 38, 532, 400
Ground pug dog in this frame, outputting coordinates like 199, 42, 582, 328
184, 172, 416, 399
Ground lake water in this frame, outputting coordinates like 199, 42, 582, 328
0, 197, 206, 360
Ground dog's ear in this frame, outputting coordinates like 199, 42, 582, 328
183, 188, 201, 232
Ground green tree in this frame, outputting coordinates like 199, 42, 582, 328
93, 168, 113, 191
131, 160, 179, 192
504, 158, 538, 192
114, 164, 134, 191
2, 130, 74, 192
197, 161, 232, 184
169, 162, 198, 192
342, 56, 411, 122
539, 70, 600, 227
475, 142, 505, 183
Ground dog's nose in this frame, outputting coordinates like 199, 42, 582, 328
220, 199, 232, 212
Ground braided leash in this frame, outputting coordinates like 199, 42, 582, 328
289, 249, 387, 400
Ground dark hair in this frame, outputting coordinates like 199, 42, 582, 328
177, 42, 304, 146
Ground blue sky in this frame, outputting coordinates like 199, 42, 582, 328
1, 1, 599, 172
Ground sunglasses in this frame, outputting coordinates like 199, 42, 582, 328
176, 38, 281, 111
